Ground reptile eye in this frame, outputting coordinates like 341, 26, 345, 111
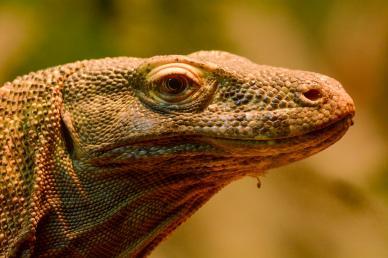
142, 62, 215, 112
153, 74, 199, 103
147, 63, 203, 104
160, 76, 189, 95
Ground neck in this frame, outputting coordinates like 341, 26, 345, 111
34, 159, 240, 257
124, 179, 228, 257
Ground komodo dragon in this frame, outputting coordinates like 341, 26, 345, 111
0, 51, 355, 257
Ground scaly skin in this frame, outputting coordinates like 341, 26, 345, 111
0, 51, 355, 257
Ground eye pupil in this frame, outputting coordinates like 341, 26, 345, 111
164, 77, 186, 94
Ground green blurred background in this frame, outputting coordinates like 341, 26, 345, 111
1, 0, 387, 257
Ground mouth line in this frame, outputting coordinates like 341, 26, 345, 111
94, 116, 353, 161
212, 115, 353, 144
137, 115, 352, 146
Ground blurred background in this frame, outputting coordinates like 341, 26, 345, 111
1, 0, 387, 257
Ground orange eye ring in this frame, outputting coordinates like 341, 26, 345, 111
140, 62, 216, 112
151, 74, 199, 103
147, 63, 203, 103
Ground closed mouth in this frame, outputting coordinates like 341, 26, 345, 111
197, 115, 353, 157
92, 115, 353, 163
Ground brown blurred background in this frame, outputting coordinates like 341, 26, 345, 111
1, 0, 387, 257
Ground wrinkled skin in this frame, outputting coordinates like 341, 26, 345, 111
0, 51, 354, 257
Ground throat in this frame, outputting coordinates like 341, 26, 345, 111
36, 161, 238, 257
125, 181, 227, 257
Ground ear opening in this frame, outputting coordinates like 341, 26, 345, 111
61, 119, 75, 158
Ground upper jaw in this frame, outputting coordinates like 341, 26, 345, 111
204, 114, 353, 155
87, 114, 353, 166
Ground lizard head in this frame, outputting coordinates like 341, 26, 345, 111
62, 50, 355, 176
0, 51, 355, 257
58, 52, 355, 257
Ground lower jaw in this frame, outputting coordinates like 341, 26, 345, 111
204, 116, 352, 156
93, 116, 352, 166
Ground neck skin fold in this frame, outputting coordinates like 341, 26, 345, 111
34, 160, 239, 257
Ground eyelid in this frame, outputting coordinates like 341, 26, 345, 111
147, 63, 203, 85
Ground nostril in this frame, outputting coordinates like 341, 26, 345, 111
303, 88, 322, 101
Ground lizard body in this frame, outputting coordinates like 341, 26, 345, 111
0, 51, 355, 257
